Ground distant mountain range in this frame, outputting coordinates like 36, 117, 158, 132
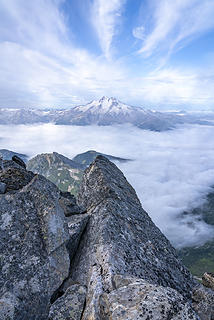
72, 150, 130, 169
0, 96, 213, 131
0, 149, 28, 162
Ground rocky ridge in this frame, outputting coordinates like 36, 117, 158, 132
0, 155, 213, 319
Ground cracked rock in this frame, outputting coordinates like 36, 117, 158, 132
0, 170, 70, 319
100, 275, 199, 320
48, 284, 86, 320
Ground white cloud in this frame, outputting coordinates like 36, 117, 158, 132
138, 0, 214, 57
91, 0, 125, 59
1, 123, 214, 248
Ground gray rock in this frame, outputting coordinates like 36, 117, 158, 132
192, 284, 214, 320
51, 214, 90, 298
202, 272, 214, 290
48, 284, 87, 320
59, 191, 85, 216
100, 275, 199, 320
0, 166, 34, 192
0, 171, 70, 319
66, 214, 89, 260
0, 181, 6, 194
2, 159, 25, 170
12, 155, 26, 169
70, 155, 195, 319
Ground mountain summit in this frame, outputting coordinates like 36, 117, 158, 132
72, 96, 145, 115
56, 96, 178, 129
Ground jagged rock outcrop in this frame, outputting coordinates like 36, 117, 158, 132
0, 160, 71, 319
67, 155, 198, 319
1, 154, 212, 319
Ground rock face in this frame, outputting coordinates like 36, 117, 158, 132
0, 161, 70, 319
69, 155, 197, 319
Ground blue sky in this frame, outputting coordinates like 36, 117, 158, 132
0, 0, 214, 110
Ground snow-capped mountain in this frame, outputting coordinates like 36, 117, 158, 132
0, 96, 213, 131
73, 96, 146, 115
55, 96, 157, 126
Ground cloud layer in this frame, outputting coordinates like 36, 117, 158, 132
1, 123, 214, 248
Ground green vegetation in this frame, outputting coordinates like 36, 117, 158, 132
178, 188, 214, 277
27, 152, 84, 196
178, 239, 214, 277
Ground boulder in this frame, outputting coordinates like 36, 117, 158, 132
202, 272, 214, 290
0, 166, 34, 192
12, 155, 26, 169
70, 155, 196, 319
0, 171, 70, 319
100, 275, 199, 320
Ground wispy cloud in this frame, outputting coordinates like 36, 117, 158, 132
136, 0, 214, 58
91, 0, 125, 59
0, 0, 214, 108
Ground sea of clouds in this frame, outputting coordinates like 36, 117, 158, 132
1, 123, 214, 248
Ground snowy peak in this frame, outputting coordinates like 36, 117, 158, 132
73, 96, 142, 115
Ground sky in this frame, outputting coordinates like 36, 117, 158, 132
1, 123, 214, 248
1, 0, 214, 109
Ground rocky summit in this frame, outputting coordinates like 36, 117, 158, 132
0, 155, 213, 319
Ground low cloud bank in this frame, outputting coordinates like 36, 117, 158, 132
1, 123, 214, 248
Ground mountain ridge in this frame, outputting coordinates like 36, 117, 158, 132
1, 96, 213, 131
